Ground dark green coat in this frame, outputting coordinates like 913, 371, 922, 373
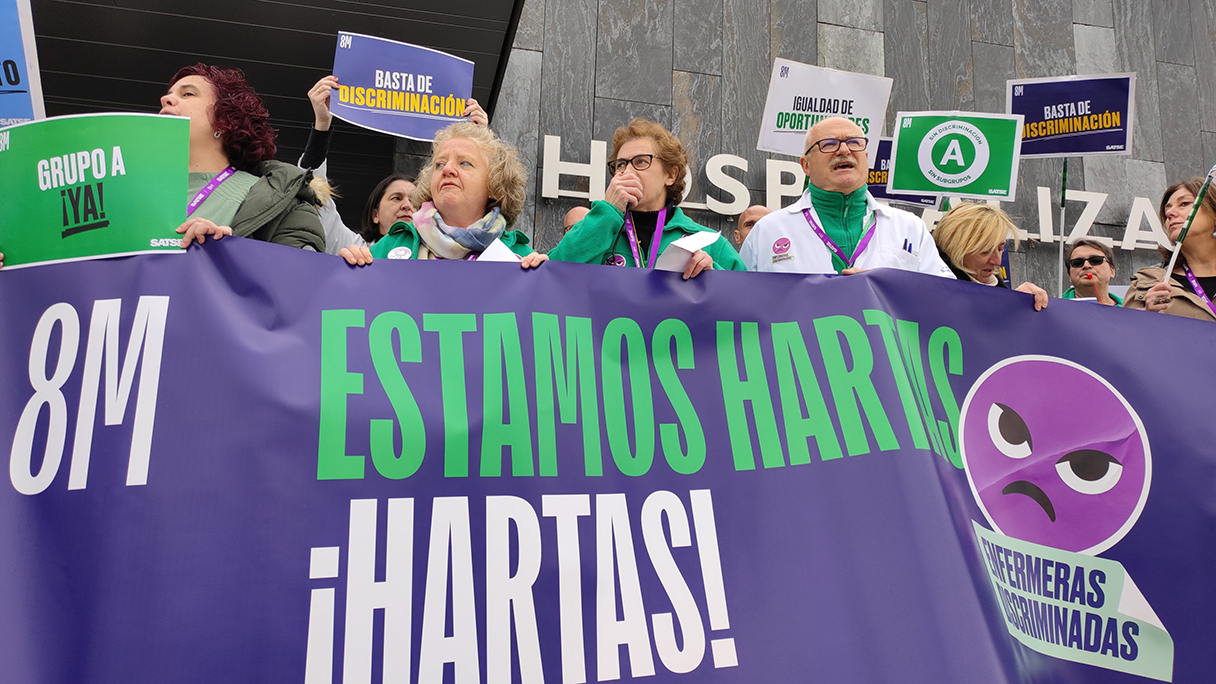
230, 161, 325, 251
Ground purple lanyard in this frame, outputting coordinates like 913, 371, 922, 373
186, 166, 236, 217
802, 207, 877, 269
1182, 264, 1216, 316
623, 207, 668, 269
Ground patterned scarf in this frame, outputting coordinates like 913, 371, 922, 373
412, 201, 506, 260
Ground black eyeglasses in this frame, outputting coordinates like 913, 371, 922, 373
805, 137, 867, 155
1068, 255, 1109, 268
607, 154, 655, 175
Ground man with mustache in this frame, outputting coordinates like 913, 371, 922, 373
739, 117, 952, 276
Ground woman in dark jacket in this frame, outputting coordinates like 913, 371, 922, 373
933, 202, 1049, 310
163, 63, 325, 251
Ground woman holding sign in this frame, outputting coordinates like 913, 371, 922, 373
1125, 179, 1216, 321
547, 118, 745, 277
340, 122, 545, 267
932, 203, 1049, 310
165, 64, 326, 251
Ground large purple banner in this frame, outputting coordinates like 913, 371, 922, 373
1, 238, 1210, 683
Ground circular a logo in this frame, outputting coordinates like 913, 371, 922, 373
608, 254, 627, 267
773, 238, 791, 254
916, 120, 990, 188
387, 246, 412, 260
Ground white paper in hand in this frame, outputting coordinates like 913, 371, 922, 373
757, 58, 892, 167
475, 238, 522, 262
653, 232, 720, 272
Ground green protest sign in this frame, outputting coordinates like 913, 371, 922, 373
888, 111, 1023, 201
0, 113, 188, 269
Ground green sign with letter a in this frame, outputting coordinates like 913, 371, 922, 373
888, 111, 1024, 202
0, 113, 188, 269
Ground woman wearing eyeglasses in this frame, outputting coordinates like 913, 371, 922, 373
1124, 178, 1216, 321
548, 118, 745, 277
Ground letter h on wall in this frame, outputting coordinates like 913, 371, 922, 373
542, 135, 608, 202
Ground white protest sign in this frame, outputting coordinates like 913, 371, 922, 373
756, 59, 892, 168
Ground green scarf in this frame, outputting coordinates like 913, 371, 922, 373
809, 185, 869, 273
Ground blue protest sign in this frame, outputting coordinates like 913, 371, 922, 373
330, 31, 474, 141
0, 0, 45, 126
3, 238, 1212, 683
868, 137, 940, 207
1007, 74, 1135, 158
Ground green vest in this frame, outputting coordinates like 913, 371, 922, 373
808, 184, 868, 273
1062, 287, 1123, 305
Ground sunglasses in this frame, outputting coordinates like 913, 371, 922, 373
1068, 255, 1109, 268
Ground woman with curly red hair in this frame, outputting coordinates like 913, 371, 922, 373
163, 63, 325, 251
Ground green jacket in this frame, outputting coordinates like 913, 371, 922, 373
370, 220, 534, 259
1062, 286, 1123, 305
231, 160, 325, 251
548, 201, 747, 271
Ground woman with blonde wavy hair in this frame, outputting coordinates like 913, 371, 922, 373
340, 121, 545, 268
933, 202, 1049, 310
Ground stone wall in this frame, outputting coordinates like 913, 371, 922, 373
421, 0, 1212, 288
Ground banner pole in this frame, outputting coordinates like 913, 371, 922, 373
1162, 164, 1216, 280
1058, 158, 1068, 297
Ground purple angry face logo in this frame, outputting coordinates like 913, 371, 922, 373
608, 254, 627, 267
960, 356, 1151, 555
773, 238, 791, 254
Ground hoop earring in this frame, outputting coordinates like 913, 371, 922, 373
214, 131, 221, 139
